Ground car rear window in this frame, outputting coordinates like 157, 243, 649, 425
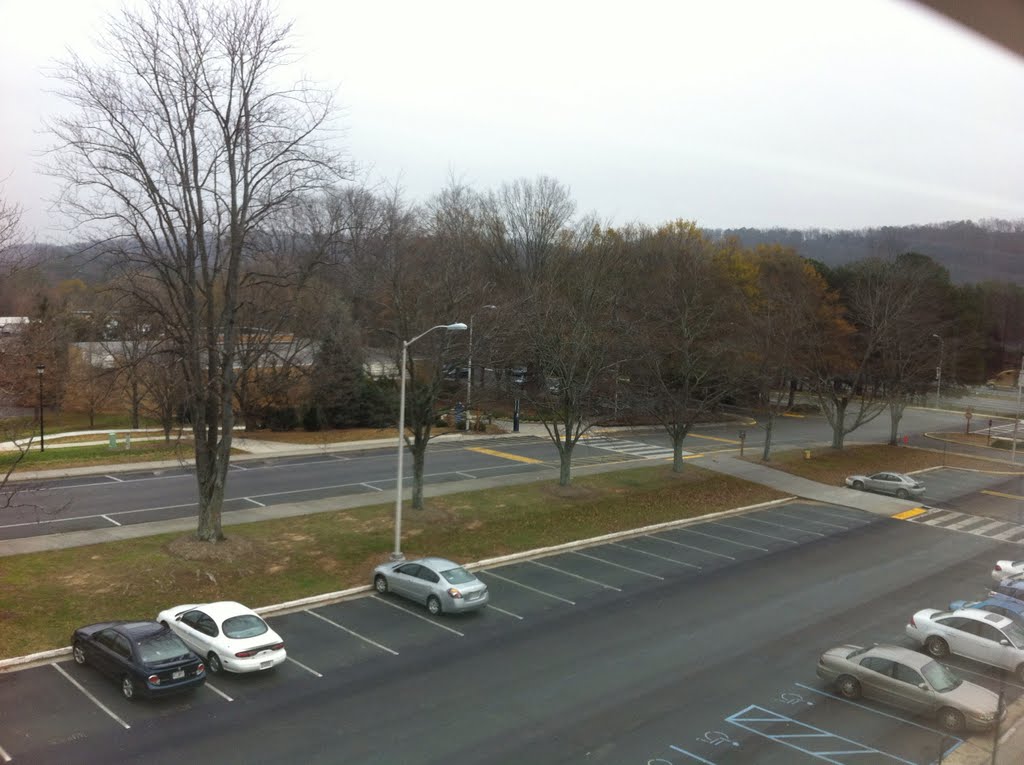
223, 614, 268, 639
138, 632, 191, 663
441, 567, 475, 584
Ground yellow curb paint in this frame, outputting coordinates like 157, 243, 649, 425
982, 489, 1024, 501
683, 453, 706, 459
782, 412, 805, 418
686, 433, 741, 445
467, 446, 545, 465
892, 508, 928, 520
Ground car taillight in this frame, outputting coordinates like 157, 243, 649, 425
909, 615, 917, 627
271, 643, 284, 651
148, 674, 160, 685
996, 565, 1004, 572
196, 663, 204, 674
447, 588, 463, 599
236, 649, 257, 658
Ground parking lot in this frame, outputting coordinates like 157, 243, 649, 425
1, 498, 1021, 763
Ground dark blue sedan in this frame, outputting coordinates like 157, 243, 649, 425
71, 621, 206, 700
949, 594, 1024, 624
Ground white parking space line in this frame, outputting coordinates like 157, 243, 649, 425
230, 463, 248, 471
612, 541, 701, 569
742, 515, 826, 537
793, 682, 957, 737
205, 682, 233, 701
479, 571, 577, 604
51, 663, 131, 730
457, 471, 476, 479
287, 656, 323, 677
0, 743, 11, 763
772, 510, 851, 530
644, 534, 736, 560
486, 604, 524, 620
710, 520, 798, 544
303, 609, 399, 655
244, 497, 266, 508
101, 514, 122, 527
676, 527, 768, 552
571, 551, 665, 580
528, 559, 622, 591
360, 483, 383, 492
370, 596, 466, 637
668, 746, 715, 764
104, 475, 124, 482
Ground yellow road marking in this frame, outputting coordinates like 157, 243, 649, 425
892, 508, 928, 520
687, 433, 741, 445
982, 489, 1024, 501
782, 412, 805, 418
467, 446, 544, 464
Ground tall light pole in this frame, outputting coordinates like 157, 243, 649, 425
393, 322, 467, 560
932, 334, 944, 408
466, 305, 497, 431
35, 364, 45, 452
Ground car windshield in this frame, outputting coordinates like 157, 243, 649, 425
921, 660, 961, 692
137, 632, 191, 664
441, 567, 475, 585
847, 646, 871, 659
223, 614, 269, 639
1003, 621, 1024, 648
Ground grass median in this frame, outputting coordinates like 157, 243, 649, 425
0, 464, 786, 660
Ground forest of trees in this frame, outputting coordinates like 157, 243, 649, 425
2, 0, 1024, 543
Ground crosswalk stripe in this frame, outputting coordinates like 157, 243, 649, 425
920, 511, 964, 525
994, 527, 1024, 540
972, 520, 1011, 536
946, 516, 993, 530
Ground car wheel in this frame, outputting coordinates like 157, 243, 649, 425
938, 707, 965, 733
836, 675, 861, 699
121, 676, 136, 700
896, 489, 909, 499
374, 575, 389, 594
427, 595, 442, 616
925, 636, 950, 658
207, 652, 223, 674
72, 641, 87, 666
852, 480, 864, 490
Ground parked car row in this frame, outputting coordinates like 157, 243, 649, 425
72, 601, 285, 700
72, 556, 485, 701
815, 557, 1024, 734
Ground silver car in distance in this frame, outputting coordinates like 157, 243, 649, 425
373, 557, 489, 615
816, 643, 1002, 732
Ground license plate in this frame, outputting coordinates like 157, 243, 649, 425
172, 669, 185, 680
259, 660, 272, 670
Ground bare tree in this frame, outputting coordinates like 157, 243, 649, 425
47, 0, 346, 541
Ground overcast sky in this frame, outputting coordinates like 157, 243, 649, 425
1, 0, 1022, 241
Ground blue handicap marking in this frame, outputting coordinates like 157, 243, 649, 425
724, 705, 917, 765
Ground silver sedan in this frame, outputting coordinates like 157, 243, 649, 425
816, 643, 1001, 732
373, 557, 489, 615
844, 471, 925, 499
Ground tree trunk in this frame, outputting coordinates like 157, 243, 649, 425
787, 379, 797, 410
411, 442, 427, 510
558, 445, 573, 486
888, 401, 905, 446
762, 409, 775, 462
194, 430, 228, 541
130, 379, 140, 430
830, 399, 848, 449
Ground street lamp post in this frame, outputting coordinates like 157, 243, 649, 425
393, 322, 467, 560
932, 334, 944, 408
466, 305, 497, 431
36, 364, 45, 452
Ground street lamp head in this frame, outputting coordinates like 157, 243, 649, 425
445, 322, 468, 332
36, 364, 45, 376
932, 334, 941, 340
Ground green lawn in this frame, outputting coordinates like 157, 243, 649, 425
0, 440, 193, 471
0, 464, 786, 659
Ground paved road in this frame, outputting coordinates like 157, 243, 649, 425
2, 500, 1019, 764
0, 405, 1001, 543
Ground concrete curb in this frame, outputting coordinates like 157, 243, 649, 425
0, 495, 795, 672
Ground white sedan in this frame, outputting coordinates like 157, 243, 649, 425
156, 601, 286, 674
992, 560, 1024, 583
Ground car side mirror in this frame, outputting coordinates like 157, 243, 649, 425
1001, 639, 1011, 647
918, 683, 928, 690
